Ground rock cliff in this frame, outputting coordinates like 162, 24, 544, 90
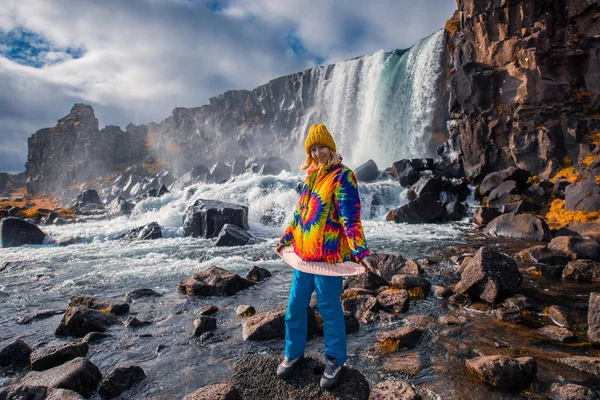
445, 0, 600, 180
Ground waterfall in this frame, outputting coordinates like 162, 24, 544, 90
293, 30, 446, 170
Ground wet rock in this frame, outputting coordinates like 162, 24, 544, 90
466, 355, 536, 388
125, 288, 162, 302
246, 265, 272, 283
75, 189, 102, 209
363, 253, 412, 281
1, 217, 46, 248
516, 245, 570, 265
82, 332, 111, 344
433, 285, 453, 298
343, 271, 389, 291
488, 180, 518, 209
355, 159, 379, 182
69, 295, 130, 315
553, 179, 571, 200
548, 305, 572, 328
537, 326, 575, 342
0, 339, 32, 368
0, 386, 83, 400
118, 222, 162, 240
199, 305, 219, 315
242, 309, 286, 341
258, 157, 291, 176
342, 294, 379, 321
376, 289, 409, 314
439, 315, 468, 325
386, 193, 445, 224
235, 305, 256, 317
557, 222, 600, 244
548, 382, 599, 400
215, 224, 253, 246
589, 293, 600, 343
98, 366, 146, 399
479, 172, 505, 196
20, 357, 102, 398
558, 357, 600, 377
182, 383, 241, 400
259, 206, 287, 227
445, 201, 467, 221
410, 177, 444, 199
565, 177, 600, 212
549, 236, 600, 261
563, 260, 600, 282
390, 275, 431, 290
107, 196, 135, 217
208, 161, 232, 183
344, 312, 360, 334
502, 295, 537, 311
455, 247, 522, 303
178, 266, 254, 296
232, 354, 369, 399
495, 307, 523, 322
193, 316, 217, 336
369, 380, 418, 400
382, 352, 423, 377
31, 342, 89, 371
473, 207, 502, 228
16, 309, 66, 325
484, 214, 552, 242
392, 160, 420, 187
183, 199, 248, 238
124, 316, 150, 328
376, 326, 424, 350
55, 306, 120, 337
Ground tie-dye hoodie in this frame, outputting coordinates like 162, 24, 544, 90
279, 162, 370, 263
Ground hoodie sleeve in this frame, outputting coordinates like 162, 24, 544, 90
333, 169, 370, 261
279, 178, 307, 246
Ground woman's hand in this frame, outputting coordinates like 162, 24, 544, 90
275, 243, 285, 254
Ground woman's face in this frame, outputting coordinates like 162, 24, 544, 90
310, 145, 332, 165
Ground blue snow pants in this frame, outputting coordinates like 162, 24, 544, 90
284, 269, 346, 364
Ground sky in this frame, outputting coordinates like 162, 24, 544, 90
0, 0, 456, 173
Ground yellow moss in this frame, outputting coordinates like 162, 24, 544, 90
408, 287, 426, 299
584, 155, 596, 167
550, 167, 580, 184
563, 156, 573, 167
377, 338, 400, 353
341, 290, 359, 301
100, 308, 112, 313
589, 132, 600, 145
597, 176, 600, 186
444, 18, 460, 36
545, 199, 600, 228
526, 175, 539, 184
240, 310, 255, 317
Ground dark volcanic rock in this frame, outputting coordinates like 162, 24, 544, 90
193, 316, 217, 336
246, 265, 272, 282
55, 306, 120, 337
558, 221, 600, 243
258, 157, 290, 176
466, 356, 536, 388
554, 179, 571, 200
558, 357, 600, 377
177, 266, 253, 296
0, 339, 32, 368
588, 293, 600, 343
496, 307, 523, 322
537, 325, 575, 342
208, 161, 232, 183
1, 217, 46, 248
390, 274, 431, 290
376, 289, 409, 314
75, 189, 101, 209
107, 196, 135, 217
376, 326, 424, 350
516, 245, 570, 266
242, 309, 286, 341
363, 253, 410, 281
231, 354, 370, 400
343, 271, 389, 291
183, 383, 242, 400
183, 199, 248, 238
548, 236, 600, 261
69, 295, 130, 315
215, 223, 253, 246
473, 207, 502, 227
235, 305, 256, 317
342, 294, 379, 321
31, 342, 89, 371
118, 221, 162, 240
20, 357, 102, 398
548, 305, 573, 328
488, 180, 518, 209
123, 316, 150, 328
369, 380, 418, 400
445, 201, 467, 221
484, 213, 552, 242
354, 159, 379, 182
479, 172, 505, 197
548, 382, 599, 400
563, 260, 600, 282
125, 288, 162, 302
387, 193, 445, 224
98, 365, 146, 399
455, 247, 522, 303
565, 177, 600, 212
410, 177, 444, 199
16, 309, 66, 325
392, 160, 420, 187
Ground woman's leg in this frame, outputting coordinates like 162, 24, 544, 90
314, 274, 346, 364
284, 269, 315, 360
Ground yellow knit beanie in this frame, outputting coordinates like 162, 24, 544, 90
304, 124, 337, 154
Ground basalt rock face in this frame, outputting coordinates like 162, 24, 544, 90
446, 0, 600, 181
26, 104, 149, 196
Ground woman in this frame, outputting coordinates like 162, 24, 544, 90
275, 123, 370, 390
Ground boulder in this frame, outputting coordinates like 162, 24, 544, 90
259, 157, 291, 176
392, 160, 420, 187
107, 196, 135, 217
183, 383, 241, 400
55, 306, 120, 337
484, 213, 552, 242
342, 294, 378, 321
118, 222, 162, 240
548, 382, 599, 400
170, 165, 209, 191
558, 221, 600, 243
589, 293, 600, 343
537, 326, 575, 342
563, 260, 600, 282
183, 199, 248, 238
232, 156, 247, 176
125, 288, 162, 302
344, 311, 360, 334
235, 305, 256, 317
82, 332, 112, 344
209, 161, 232, 183
123, 316, 150, 328
246, 265, 272, 283
553, 179, 571, 200
157, 184, 170, 196
455, 247, 522, 304
548, 305, 573, 328
242, 308, 317, 341
487, 180, 517, 209
69, 295, 130, 315
230, 354, 369, 400
433, 285, 453, 298
31, 342, 89, 371
479, 172, 505, 196
354, 159, 379, 182
369, 380, 418, 400
16, 309, 66, 325
382, 352, 423, 377
0, 386, 85, 400
548, 236, 600, 261
376, 289, 409, 314
193, 316, 217, 336
1, 217, 46, 248
445, 201, 467, 221
390, 274, 431, 290
0, 339, 32, 368
495, 307, 523, 322
386, 193, 445, 224
177, 266, 253, 296
75, 189, 102, 208
466, 355, 536, 388
343, 271, 389, 291
558, 357, 600, 377
409, 177, 444, 199
516, 245, 570, 265
363, 253, 410, 281
98, 366, 146, 399
19, 357, 102, 398
473, 207, 502, 227
215, 224, 253, 246
376, 326, 424, 350
565, 177, 600, 212
199, 305, 219, 316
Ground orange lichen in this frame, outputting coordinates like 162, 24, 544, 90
550, 167, 580, 184
588, 132, 600, 145
545, 199, 600, 228
445, 18, 460, 36
408, 287, 426, 299
584, 155, 596, 167
526, 175, 539, 184
377, 338, 401, 353
563, 156, 573, 167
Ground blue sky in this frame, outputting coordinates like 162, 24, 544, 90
0, 0, 456, 173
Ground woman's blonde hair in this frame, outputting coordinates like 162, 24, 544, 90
300, 151, 341, 172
